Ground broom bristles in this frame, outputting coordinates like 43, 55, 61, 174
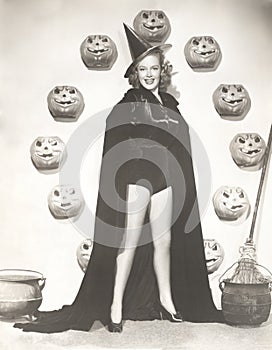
230, 258, 269, 284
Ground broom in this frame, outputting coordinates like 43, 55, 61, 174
230, 124, 272, 284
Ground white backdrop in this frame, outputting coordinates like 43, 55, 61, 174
1, 0, 272, 310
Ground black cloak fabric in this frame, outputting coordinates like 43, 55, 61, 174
14, 86, 224, 333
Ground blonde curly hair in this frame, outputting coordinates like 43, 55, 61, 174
127, 50, 173, 92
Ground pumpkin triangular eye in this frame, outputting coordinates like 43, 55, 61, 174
87, 37, 93, 44
254, 136, 260, 143
212, 244, 218, 251
54, 88, 61, 94
36, 140, 42, 147
236, 86, 243, 92
142, 12, 149, 19
54, 190, 60, 196
158, 12, 164, 19
238, 137, 245, 144
222, 86, 228, 93
192, 39, 199, 45
223, 192, 229, 198
207, 37, 214, 44
102, 37, 108, 43
69, 188, 75, 195
83, 244, 89, 250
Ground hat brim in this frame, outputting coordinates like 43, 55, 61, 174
124, 43, 172, 78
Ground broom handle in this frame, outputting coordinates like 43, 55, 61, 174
247, 124, 272, 243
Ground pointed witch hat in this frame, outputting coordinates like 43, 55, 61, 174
123, 23, 172, 78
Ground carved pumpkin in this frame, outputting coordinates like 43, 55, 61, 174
47, 86, 84, 122
204, 239, 224, 274
133, 10, 171, 43
213, 186, 251, 223
76, 239, 93, 272
184, 36, 222, 72
48, 185, 84, 220
30, 136, 66, 173
80, 35, 118, 70
212, 84, 251, 120
229, 133, 266, 171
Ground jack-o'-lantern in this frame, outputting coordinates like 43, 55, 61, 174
48, 185, 84, 220
229, 133, 266, 171
47, 86, 84, 122
184, 36, 222, 72
133, 10, 171, 44
30, 136, 66, 173
76, 239, 93, 272
212, 84, 251, 120
213, 186, 251, 223
80, 35, 118, 70
204, 239, 224, 274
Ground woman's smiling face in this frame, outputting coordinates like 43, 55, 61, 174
137, 53, 161, 91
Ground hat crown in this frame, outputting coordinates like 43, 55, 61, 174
123, 23, 153, 62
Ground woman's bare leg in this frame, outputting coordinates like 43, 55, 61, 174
149, 186, 177, 314
110, 184, 150, 323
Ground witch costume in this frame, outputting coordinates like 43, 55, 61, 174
14, 25, 223, 333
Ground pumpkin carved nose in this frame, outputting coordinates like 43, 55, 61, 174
63, 94, 66, 97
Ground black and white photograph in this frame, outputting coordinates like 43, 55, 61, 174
0, 0, 272, 349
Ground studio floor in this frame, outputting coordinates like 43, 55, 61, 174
1, 316, 272, 350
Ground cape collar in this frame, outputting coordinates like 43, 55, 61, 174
137, 85, 169, 106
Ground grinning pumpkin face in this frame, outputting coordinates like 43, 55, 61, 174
229, 133, 266, 171
80, 35, 118, 70
47, 86, 84, 122
184, 36, 222, 72
133, 10, 171, 43
76, 239, 93, 272
30, 136, 66, 173
48, 185, 84, 220
204, 239, 224, 274
213, 186, 251, 223
212, 84, 251, 120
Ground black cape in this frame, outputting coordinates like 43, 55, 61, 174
14, 86, 224, 333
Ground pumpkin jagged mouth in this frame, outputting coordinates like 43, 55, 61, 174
54, 99, 76, 106
87, 48, 109, 55
60, 202, 72, 207
223, 202, 243, 210
230, 204, 243, 210
143, 23, 164, 31
206, 258, 219, 265
37, 153, 54, 158
194, 50, 215, 56
222, 98, 243, 105
240, 148, 261, 156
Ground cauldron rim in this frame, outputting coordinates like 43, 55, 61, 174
0, 269, 44, 282
222, 278, 271, 287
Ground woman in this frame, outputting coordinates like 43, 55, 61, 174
14, 24, 223, 334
